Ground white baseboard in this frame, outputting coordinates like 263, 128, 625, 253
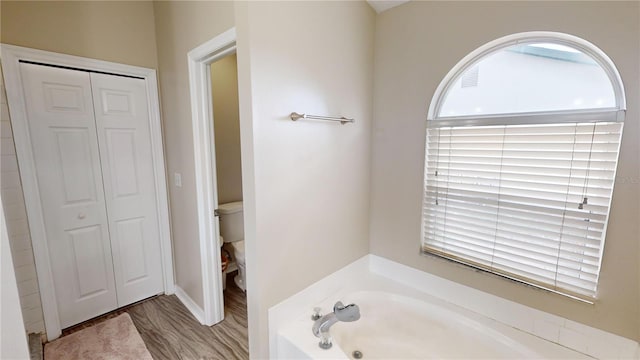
174, 286, 205, 324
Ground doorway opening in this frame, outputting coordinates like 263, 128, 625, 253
187, 28, 246, 327
210, 53, 246, 295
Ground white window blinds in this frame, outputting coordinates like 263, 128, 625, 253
422, 121, 622, 300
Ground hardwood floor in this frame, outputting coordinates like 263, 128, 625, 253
58, 273, 249, 360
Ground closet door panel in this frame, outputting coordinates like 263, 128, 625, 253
90, 73, 163, 305
19, 63, 117, 328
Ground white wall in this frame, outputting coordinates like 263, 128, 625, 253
0, 65, 45, 335
1, 1, 159, 68
1, 180, 30, 360
211, 54, 243, 204
370, 1, 639, 341
235, 1, 375, 357
153, 1, 235, 309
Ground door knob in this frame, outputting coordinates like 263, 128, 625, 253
78, 213, 86, 219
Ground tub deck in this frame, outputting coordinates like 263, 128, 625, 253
270, 255, 637, 359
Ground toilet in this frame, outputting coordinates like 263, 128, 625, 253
218, 201, 246, 291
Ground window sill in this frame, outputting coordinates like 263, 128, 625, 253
420, 249, 596, 305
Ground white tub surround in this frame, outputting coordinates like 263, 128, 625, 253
270, 255, 640, 359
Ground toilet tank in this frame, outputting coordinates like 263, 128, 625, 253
218, 201, 244, 243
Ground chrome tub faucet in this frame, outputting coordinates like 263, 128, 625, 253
312, 301, 360, 349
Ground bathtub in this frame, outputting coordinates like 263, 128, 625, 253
271, 256, 637, 359
277, 289, 588, 359
330, 291, 543, 359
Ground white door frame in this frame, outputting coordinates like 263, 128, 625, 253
187, 28, 236, 326
0, 44, 175, 340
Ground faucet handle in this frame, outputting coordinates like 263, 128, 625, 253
311, 307, 322, 321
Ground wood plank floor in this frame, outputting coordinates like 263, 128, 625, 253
58, 274, 249, 360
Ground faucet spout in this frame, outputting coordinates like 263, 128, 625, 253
312, 301, 360, 349
312, 313, 339, 338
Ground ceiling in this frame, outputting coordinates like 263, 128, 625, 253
366, 0, 410, 13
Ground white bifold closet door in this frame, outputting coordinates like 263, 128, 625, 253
19, 62, 163, 328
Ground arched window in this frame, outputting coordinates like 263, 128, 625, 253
422, 32, 626, 301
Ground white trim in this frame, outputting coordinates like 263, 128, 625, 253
0, 44, 175, 339
427, 31, 627, 121
174, 286, 205, 324
428, 109, 622, 128
187, 28, 236, 326
144, 66, 176, 298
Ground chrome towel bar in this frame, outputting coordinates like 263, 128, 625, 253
290, 112, 354, 125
